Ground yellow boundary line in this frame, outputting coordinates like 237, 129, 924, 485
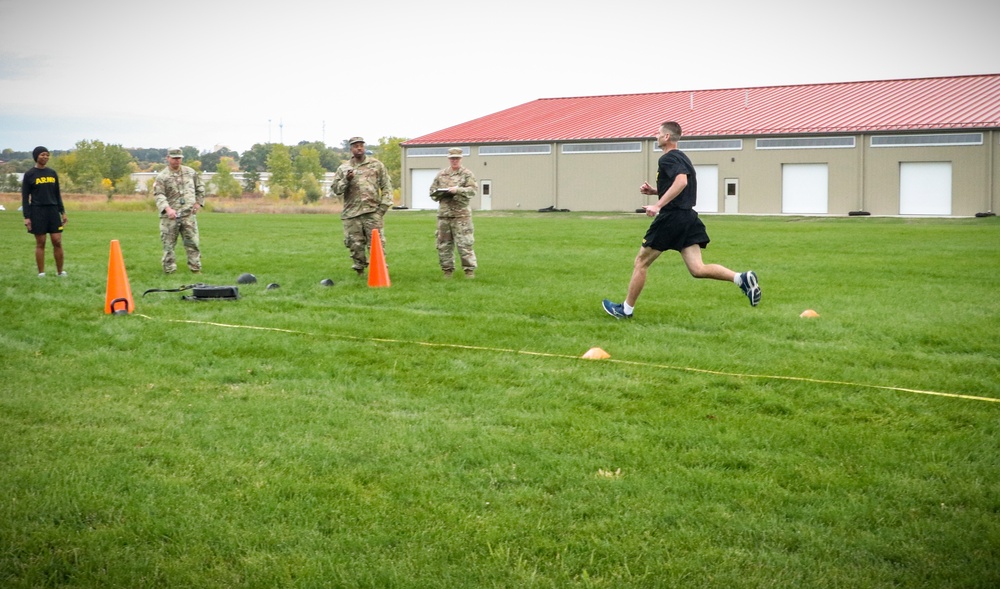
135, 314, 999, 405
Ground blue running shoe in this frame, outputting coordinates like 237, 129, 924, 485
602, 299, 632, 319
739, 271, 761, 306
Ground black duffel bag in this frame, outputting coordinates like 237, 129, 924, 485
142, 283, 240, 301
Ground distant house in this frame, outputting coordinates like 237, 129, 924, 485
402, 74, 1000, 217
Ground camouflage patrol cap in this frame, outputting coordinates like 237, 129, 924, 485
348, 136, 364, 145
447, 147, 463, 158
167, 148, 183, 159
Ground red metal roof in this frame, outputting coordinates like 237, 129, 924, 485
404, 74, 1000, 145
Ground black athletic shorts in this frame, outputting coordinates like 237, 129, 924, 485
642, 207, 710, 252
27, 206, 64, 235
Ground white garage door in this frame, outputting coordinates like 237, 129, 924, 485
900, 162, 951, 215
782, 163, 828, 214
410, 169, 439, 210
694, 165, 718, 213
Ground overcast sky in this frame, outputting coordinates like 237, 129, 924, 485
2, 0, 997, 155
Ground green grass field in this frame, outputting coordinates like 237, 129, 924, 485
2, 209, 999, 588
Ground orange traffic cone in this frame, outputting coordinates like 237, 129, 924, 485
367, 228, 391, 288
105, 239, 135, 314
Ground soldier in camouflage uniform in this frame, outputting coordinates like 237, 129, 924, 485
154, 148, 206, 274
429, 147, 478, 278
331, 137, 393, 275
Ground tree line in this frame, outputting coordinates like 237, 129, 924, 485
1, 137, 406, 203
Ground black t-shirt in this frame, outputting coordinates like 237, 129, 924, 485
656, 149, 697, 210
22, 167, 64, 215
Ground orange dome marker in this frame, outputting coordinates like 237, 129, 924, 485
582, 347, 611, 360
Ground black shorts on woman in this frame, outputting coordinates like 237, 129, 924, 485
642, 207, 710, 252
27, 205, 64, 235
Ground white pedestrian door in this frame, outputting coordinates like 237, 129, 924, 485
724, 179, 739, 213
410, 169, 439, 210
480, 180, 492, 211
900, 162, 951, 215
782, 163, 828, 214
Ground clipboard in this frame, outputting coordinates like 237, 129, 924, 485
431, 188, 452, 197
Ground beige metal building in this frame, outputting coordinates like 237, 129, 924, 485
402, 75, 1000, 217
